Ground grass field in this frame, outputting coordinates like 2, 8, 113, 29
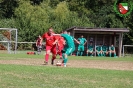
0, 53, 133, 88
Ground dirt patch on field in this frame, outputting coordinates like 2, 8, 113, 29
0, 59, 133, 71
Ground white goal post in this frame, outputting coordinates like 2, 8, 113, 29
0, 28, 17, 54
123, 45, 133, 57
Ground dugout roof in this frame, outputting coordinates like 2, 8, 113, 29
66, 26, 129, 33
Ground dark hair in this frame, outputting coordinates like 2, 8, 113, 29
90, 41, 93, 43
63, 30, 67, 32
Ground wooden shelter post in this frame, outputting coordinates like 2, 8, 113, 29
94, 35, 97, 56
118, 33, 123, 57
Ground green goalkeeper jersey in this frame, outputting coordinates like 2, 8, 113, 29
77, 38, 87, 46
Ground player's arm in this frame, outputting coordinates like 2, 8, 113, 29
36, 40, 38, 46
113, 46, 116, 52
74, 38, 80, 44
72, 37, 80, 44
84, 39, 87, 45
53, 34, 61, 36
52, 40, 58, 45
52, 36, 59, 45
40, 37, 43, 45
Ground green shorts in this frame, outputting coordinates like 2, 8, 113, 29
63, 46, 75, 55
78, 45, 84, 51
88, 49, 93, 53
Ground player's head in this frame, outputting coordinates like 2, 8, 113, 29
67, 32, 70, 35
48, 27, 53, 35
81, 35, 83, 38
104, 43, 107, 46
90, 42, 93, 45
111, 44, 114, 46
60, 31, 63, 34
63, 30, 67, 34
39, 35, 41, 38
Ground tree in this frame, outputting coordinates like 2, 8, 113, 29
0, 0, 19, 18
14, 1, 50, 42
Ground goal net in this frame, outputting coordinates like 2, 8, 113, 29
0, 28, 17, 54
123, 45, 133, 57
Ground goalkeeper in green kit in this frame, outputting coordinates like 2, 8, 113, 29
76, 35, 87, 56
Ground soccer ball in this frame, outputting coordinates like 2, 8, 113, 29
56, 61, 62, 66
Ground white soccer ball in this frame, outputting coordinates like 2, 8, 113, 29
56, 61, 62, 66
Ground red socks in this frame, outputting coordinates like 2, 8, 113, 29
45, 54, 49, 62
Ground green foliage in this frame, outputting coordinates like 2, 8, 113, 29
15, 1, 50, 42
0, 0, 19, 18
0, 18, 16, 28
0, 0, 132, 45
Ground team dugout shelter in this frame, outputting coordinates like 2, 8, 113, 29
65, 26, 129, 57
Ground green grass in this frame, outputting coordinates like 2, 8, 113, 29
0, 53, 133, 88
0, 53, 133, 61
0, 64, 133, 88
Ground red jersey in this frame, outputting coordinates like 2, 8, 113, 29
54, 35, 65, 47
58, 36, 65, 47
36, 38, 41, 46
42, 32, 55, 46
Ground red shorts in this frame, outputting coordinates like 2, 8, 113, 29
58, 46, 64, 52
46, 45, 56, 54
56, 45, 64, 54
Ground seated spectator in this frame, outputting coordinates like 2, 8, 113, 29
96, 44, 103, 57
86, 42, 94, 57
109, 44, 117, 57
102, 43, 108, 56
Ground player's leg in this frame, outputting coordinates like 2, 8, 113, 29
100, 51, 103, 56
113, 51, 117, 57
61, 47, 68, 67
37, 45, 40, 55
38, 45, 42, 55
44, 46, 52, 64
56, 45, 62, 59
51, 46, 57, 65
97, 51, 100, 57
58, 51, 62, 59
90, 50, 93, 56
63, 47, 74, 67
91, 51, 94, 56
76, 45, 80, 56
86, 50, 89, 56
51, 54, 56, 65
109, 50, 112, 57
102, 51, 105, 56
105, 51, 107, 56
80, 46, 84, 56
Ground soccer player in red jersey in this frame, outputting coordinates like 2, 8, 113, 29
50, 35, 65, 65
58, 36, 65, 58
41, 27, 57, 65
36, 35, 42, 55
